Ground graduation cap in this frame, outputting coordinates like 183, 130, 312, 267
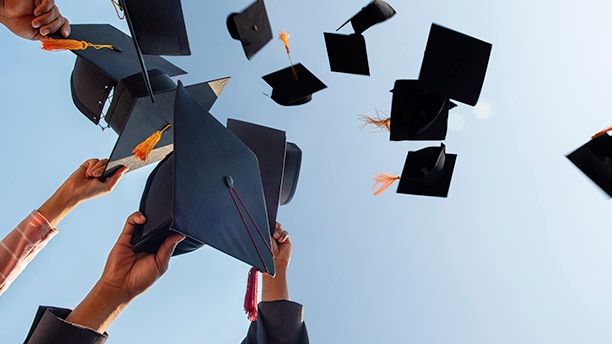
336, 0, 396, 34
323, 32, 370, 75
418, 23, 492, 106
262, 63, 327, 106
227, 119, 302, 233
62, 24, 186, 124
100, 75, 230, 180
374, 144, 456, 197
227, 0, 273, 59
567, 131, 612, 197
118, 0, 191, 56
131, 82, 274, 275
390, 80, 457, 141
397, 144, 457, 197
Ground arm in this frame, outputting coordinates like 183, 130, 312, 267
243, 223, 309, 344
0, 0, 69, 40
24, 212, 185, 342
261, 223, 291, 302
0, 159, 126, 296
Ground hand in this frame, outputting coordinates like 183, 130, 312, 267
1, 0, 70, 40
65, 212, 185, 333
98, 212, 186, 302
60, 158, 127, 205
270, 222, 292, 272
262, 223, 292, 301
38, 159, 128, 228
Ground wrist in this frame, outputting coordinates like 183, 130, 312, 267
37, 185, 81, 227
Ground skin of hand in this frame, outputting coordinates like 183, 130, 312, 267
0, 0, 70, 40
262, 222, 292, 302
65, 212, 186, 333
38, 159, 128, 228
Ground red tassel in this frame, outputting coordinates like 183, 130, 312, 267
244, 267, 258, 322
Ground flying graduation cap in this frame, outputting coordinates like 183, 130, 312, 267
131, 82, 274, 276
418, 23, 492, 106
390, 80, 457, 141
227, 119, 302, 233
227, 0, 273, 59
113, 0, 190, 101
373, 144, 457, 197
262, 63, 327, 106
324, 1, 395, 75
567, 128, 612, 197
336, 0, 396, 34
60, 24, 186, 125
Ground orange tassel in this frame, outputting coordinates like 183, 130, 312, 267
358, 114, 391, 132
132, 124, 171, 161
41, 39, 114, 51
244, 267, 259, 322
279, 30, 291, 54
592, 126, 612, 139
278, 30, 298, 81
372, 173, 401, 196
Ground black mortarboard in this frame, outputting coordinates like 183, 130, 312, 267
227, 119, 302, 233
119, 0, 190, 56
100, 76, 230, 180
567, 134, 612, 197
131, 82, 274, 275
397, 144, 457, 197
227, 0, 272, 60
262, 63, 327, 106
336, 0, 396, 34
390, 80, 457, 141
323, 32, 370, 75
63, 24, 186, 124
418, 23, 492, 106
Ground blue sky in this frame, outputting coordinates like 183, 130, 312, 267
2, 0, 612, 343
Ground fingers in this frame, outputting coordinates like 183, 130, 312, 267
120, 212, 146, 239
32, 0, 70, 37
155, 234, 186, 275
272, 222, 289, 243
102, 166, 128, 191
34, 0, 55, 16
84, 159, 107, 178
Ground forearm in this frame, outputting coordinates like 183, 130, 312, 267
65, 281, 132, 334
37, 184, 80, 228
262, 267, 290, 301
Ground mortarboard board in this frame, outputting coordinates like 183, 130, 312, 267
227, 119, 302, 233
100, 75, 230, 180
418, 23, 492, 106
227, 0, 273, 60
397, 143, 457, 197
323, 32, 370, 75
390, 80, 457, 141
131, 82, 274, 275
336, 0, 396, 34
567, 133, 612, 197
118, 0, 191, 56
262, 63, 327, 106
63, 24, 186, 124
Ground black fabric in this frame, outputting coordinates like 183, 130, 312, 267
397, 144, 457, 197
24, 306, 107, 344
227, 0, 273, 60
336, 0, 396, 34
324, 32, 370, 75
262, 63, 327, 106
242, 301, 309, 344
567, 134, 612, 197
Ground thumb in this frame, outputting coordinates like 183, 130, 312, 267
155, 234, 186, 275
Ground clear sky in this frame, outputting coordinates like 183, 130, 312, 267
2, 0, 612, 343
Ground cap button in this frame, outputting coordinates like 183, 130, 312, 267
225, 175, 235, 188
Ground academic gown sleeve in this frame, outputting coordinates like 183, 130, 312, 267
23, 306, 108, 344
241, 300, 309, 344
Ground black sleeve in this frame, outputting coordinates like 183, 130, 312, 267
23, 306, 108, 344
241, 300, 309, 344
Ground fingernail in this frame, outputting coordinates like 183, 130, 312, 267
32, 22, 40, 29
41, 29, 49, 36
63, 28, 70, 37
